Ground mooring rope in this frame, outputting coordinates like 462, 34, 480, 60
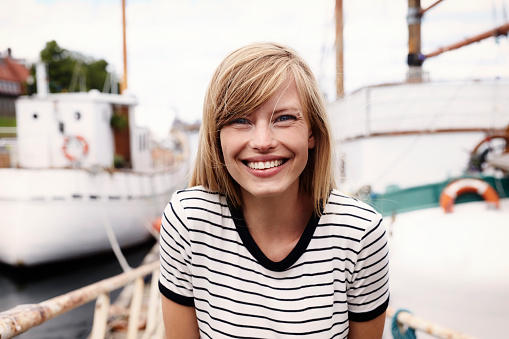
391, 309, 417, 339
101, 203, 131, 272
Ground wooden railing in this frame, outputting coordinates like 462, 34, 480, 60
386, 307, 477, 339
0, 260, 163, 339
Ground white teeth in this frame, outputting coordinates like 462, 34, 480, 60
247, 159, 284, 170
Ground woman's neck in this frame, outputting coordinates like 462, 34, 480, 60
240, 186, 314, 262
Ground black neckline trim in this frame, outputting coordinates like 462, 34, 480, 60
228, 201, 319, 272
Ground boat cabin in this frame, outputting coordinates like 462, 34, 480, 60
14, 90, 152, 172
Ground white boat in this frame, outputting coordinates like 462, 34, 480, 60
0, 89, 188, 266
329, 3, 509, 338
328, 79, 509, 338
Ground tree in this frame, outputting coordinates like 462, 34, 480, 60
28, 40, 118, 94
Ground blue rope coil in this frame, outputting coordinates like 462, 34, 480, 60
391, 309, 417, 339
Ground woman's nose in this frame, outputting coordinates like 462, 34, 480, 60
250, 123, 276, 151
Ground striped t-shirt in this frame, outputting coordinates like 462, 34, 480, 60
159, 186, 389, 338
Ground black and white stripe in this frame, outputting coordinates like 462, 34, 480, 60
159, 187, 389, 338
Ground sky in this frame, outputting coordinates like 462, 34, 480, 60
2, 0, 509, 139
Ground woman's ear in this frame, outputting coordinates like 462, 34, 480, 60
308, 129, 316, 149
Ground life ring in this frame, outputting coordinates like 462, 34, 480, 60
151, 217, 162, 233
439, 178, 500, 213
62, 135, 89, 161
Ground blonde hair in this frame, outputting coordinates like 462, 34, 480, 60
190, 42, 335, 214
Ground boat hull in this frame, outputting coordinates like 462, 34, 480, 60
0, 167, 186, 266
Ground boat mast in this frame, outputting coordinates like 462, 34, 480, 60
121, 0, 128, 93
406, 0, 423, 82
407, 0, 509, 74
335, 0, 344, 98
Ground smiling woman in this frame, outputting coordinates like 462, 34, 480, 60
158, 42, 390, 339
193, 43, 335, 214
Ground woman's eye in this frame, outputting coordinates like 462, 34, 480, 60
275, 115, 296, 123
231, 117, 250, 124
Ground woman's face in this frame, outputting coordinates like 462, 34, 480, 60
219, 81, 315, 201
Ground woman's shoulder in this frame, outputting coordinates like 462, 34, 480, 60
325, 189, 381, 220
320, 190, 384, 240
171, 185, 227, 208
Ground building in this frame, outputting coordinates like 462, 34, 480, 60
0, 48, 30, 119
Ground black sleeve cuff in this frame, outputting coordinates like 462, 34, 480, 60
348, 295, 390, 322
159, 281, 195, 307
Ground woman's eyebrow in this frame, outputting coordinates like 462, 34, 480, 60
273, 106, 302, 114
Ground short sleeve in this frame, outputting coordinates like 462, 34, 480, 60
158, 192, 195, 306
347, 215, 390, 321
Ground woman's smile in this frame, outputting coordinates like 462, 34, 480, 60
245, 159, 286, 170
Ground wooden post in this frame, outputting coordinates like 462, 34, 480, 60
126, 277, 144, 339
90, 293, 110, 339
142, 268, 160, 338
121, 0, 128, 93
335, 0, 344, 99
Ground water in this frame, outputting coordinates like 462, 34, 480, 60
0, 239, 156, 339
